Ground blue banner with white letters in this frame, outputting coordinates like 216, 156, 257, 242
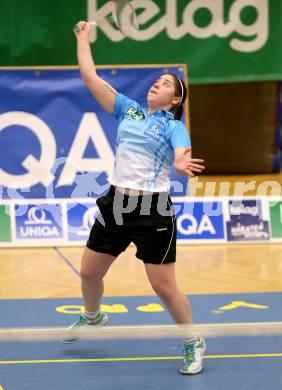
174, 201, 225, 241
0, 66, 188, 200
15, 204, 63, 240
226, 199, 270, 241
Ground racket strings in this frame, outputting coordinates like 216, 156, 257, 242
111, 0, 139, 34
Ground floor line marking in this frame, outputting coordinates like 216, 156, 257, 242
0, 353, 282, 365
53, 247, 80, 277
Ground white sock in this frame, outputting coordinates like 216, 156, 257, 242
83, 310, 100, 321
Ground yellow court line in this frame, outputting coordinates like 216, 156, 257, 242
0, 353, 282, 365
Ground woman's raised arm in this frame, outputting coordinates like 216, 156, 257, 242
74, 21, 116, 113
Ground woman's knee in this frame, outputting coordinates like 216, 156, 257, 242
80, 249, 115, 280
150, 280, 176, 301
80, 266, 101, 281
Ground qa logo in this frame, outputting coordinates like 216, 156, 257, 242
0, 111, 114, 193
175, 201, 225, 240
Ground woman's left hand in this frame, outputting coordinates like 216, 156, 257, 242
174, 147, 205, 178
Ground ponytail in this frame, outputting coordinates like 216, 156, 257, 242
174, 105, 184, 121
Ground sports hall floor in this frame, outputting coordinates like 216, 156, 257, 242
0, 174, 282, 390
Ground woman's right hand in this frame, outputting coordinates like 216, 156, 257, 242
73, 21, 91, 39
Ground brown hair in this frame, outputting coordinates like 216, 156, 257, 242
167, 73, 188, 120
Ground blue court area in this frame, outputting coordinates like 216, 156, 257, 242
1, 292, 282, 390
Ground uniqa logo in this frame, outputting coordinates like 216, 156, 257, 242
19, 206, 61, 238
88, 0, 269, 52
24, 207, 52, 225
76, 206, 99, 236
145, 125, 160, 139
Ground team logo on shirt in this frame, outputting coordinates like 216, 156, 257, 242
145, 125, 161, 139
125, 106, 145, 121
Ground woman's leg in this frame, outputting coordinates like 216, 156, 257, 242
144, 262, 193, 324
144, 261, 206, 375
80, 247, 116, 312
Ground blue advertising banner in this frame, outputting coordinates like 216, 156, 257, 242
0, 66, 189, 201
14, 204, 63, 240
226, 199, 270, 241
174, 201, 225, 241
67, 202, 98, 241
1, 196, 282, 247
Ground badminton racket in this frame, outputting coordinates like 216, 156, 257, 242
74, 0, 139, 37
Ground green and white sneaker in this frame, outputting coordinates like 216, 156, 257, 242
179, 337, 206, 375
62, 311, 109, 344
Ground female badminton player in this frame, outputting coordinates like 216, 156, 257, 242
64, 20, 206, 375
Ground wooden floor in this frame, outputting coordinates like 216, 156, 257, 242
0, 244, 282, 300
1, 173, 282, 300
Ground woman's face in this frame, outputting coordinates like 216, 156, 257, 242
147, 74, 181, 109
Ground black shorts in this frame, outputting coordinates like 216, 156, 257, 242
86, 186, 176, 264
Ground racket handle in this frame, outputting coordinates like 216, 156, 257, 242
73, 21, 98, 32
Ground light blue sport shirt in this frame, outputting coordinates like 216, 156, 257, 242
108, 92, 191, 192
